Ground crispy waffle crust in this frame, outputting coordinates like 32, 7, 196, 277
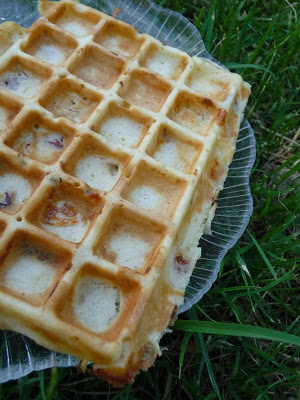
0, 0, 251, 386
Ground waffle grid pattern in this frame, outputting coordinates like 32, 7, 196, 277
0, 0, 250, 383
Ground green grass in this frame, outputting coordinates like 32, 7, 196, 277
1, 0, 300, 398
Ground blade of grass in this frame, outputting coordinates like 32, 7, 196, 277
225, 62, 276, 78
173, 321, 300, 346
196, 305, 216, 322
207, 266, 296, 302
194, 8, 204, 30
45, 367, 58, 400
263, 214, 297, 244
247, 13, 280, 64
220, 0, 246, 60
39, 371, 46, 400
246, 229, 278, 278
200, 0, 218, 51
178, 332, 192, 379
231, 351, 241, 378
189, 307, 221, 400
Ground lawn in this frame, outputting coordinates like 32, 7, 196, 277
1, 0, 299, 399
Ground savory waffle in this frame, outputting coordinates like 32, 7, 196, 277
0, 0, 250, 385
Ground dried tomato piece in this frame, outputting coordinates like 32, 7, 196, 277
169, 305, 178, 325
43, 201, 78, 226
139, 344, 157, 371
217, 108, 227, 126
47, 136, 64, 149
112, 7, 120, 18
0, 192, 12, 208
174, 254, 190, 274
210, 159, 220, 180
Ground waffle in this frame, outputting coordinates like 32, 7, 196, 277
0, 0, 250, 386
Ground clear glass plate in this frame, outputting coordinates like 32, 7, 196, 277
0, 0, 256, 383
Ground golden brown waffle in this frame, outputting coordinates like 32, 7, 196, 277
0, 0, 250, 386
